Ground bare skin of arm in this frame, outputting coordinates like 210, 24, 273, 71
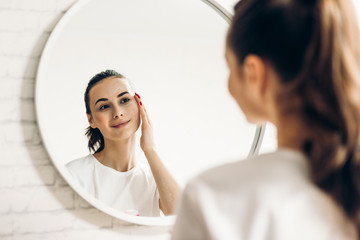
134, 93, 181, 215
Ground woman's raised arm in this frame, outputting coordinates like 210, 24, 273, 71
134, 93, 181, 215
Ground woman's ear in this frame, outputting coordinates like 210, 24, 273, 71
87, 113, 96, 129
243, 54, 267, 100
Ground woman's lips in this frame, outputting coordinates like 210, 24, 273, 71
112, 120, 130, 128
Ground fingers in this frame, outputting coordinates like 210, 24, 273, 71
134, 93, 151, 125
134, 93, 142, 106
142, 102, 151, 125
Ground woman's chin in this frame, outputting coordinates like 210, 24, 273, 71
112, 130, 137, 141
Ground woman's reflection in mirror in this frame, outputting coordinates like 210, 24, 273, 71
66, 70, 180, 216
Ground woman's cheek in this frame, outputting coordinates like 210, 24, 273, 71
131, 105, 141, 128
228, 75, 237, 99
93, 113, 107, 126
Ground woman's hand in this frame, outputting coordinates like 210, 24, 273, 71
134, 93, 155, 153
134, 93, 181, 215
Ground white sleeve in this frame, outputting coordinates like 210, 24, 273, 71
171, 180, 210, 240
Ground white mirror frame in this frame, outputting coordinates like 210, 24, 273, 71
202, 0, 265, 158
35, 0, 266, 226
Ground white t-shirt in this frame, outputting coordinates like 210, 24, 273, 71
172, 148, 357, 240
66, 154, 160, 217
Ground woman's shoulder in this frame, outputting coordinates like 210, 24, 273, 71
135, 161, 157, 182
189, 148, 310, 196
65, 154, 95, 174
179, 149, 357, 240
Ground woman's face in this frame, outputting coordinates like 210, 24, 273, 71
225, 47, 266, 123
225, 48, 253, 120
87, 77, 140, 142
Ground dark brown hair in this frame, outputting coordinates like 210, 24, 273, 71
84, 70, 126, 153
227, 0, 360, 234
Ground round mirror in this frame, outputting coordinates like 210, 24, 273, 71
36, 0, 265, 225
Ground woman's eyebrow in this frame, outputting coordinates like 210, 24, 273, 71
95, 98, 107, 105
117, 91, 129, 98
95, 91, 129, 105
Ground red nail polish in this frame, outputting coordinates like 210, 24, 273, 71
135, 93, 141, 99
140, 101, 143, 106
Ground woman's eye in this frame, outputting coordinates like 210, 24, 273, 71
120, 98, 130, 104
99, 105, 109, 110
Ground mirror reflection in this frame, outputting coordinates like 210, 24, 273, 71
66, 70, 180, 216
36, 0, 261, 223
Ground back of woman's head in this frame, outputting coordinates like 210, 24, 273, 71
227, 0, 360, 233
84, 69, 126, 153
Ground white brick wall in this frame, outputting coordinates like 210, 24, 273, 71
0, 1, 171, 239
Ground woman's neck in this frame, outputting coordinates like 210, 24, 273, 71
274, 113, 310, 152
94, 136, 136, 172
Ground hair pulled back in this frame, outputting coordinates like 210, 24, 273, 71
227, 0, 360, 233
84, 69, 126, 153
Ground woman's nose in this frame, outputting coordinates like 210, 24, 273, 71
113, 107, 124, 119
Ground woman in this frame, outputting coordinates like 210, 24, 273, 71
172, 0, 360, 238
66, 70, 180, 217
